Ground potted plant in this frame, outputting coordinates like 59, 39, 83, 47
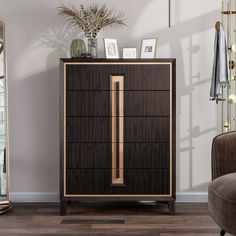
57, 3, 127, 58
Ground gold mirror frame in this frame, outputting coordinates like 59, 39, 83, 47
0, 16, 12, 215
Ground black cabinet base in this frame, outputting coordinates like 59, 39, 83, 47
220, 229, 225, 236
168, 201, 175, 215
60, 201, 67, 216
60, 200, 175, 216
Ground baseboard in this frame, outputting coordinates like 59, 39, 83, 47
10, 192, 60, 203
10, 192, 208, 203
176, 192, 208, 203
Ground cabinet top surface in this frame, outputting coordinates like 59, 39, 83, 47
60, 58, 176, 63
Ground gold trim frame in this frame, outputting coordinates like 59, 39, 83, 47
63, 61, 173, 198
111, 75, 124, 185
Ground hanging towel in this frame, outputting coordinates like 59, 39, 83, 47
210, 23, 229, 100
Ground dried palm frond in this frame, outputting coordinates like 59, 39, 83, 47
57, 3, 127, 38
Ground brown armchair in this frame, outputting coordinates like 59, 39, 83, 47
208, 131, 236, 235
211, 131, 236, 179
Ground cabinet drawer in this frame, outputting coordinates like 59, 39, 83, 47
66, 169, 170, 195
66, 64, 170, 91
66, 143, 170, 169
66, 91, 169, 117
124, 91, 170, 116
66, 65, 110, 90
66, 117, 110, 142
66, 143, 109, 169
125, 117, 170, 142
124, 64, 170, 90
66, 117, 170, 143
125, 143, 170, 168
67, 91, 109, 116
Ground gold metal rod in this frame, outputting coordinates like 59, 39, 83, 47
227, 1, 231, 131
229, 0, 232, 131
222, 10, 236, 14
234, 1, 236, 129
169, 0, 171, 28
217, 97, 226, 101
230, 1, 232, 47
222, 0, 224, 133
222, 86, 224, 133
222, 0, 224, 24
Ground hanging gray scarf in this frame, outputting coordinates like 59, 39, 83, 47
210, 24, 229, 100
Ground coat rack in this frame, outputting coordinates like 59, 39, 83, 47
216, 0, 236, 133
169, 0, 171, 28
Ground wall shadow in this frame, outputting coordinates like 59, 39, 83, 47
158, 9, 220, 192
126, 5, 221, 192
7, 0, 221, 193
30, 8, 221, 193
32, 24, 84, 58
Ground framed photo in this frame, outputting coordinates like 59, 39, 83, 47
140, 38, 157, 59
123, 48, 137, 59
104, 38, 119, 59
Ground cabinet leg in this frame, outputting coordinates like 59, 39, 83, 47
220, 229, 225, 236
60, 201, 67, 216
168, 201, 175, 215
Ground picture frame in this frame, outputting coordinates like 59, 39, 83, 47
140, 38, 157, 59
104, 38, 119, 59
122, 48, 137, 59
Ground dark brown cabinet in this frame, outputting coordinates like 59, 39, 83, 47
60, 59, 176, 215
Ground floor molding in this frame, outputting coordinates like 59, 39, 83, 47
10, 192, 208, 203
10, 192, 60, 203
176, 192, 208, 203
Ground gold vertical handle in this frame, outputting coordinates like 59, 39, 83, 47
111, 75, 124, 185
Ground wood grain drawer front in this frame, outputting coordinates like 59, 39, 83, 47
67, 91, 170, 117
66, 169, 170, 195
124, 117, 170, 143
66, 64, 170, 91
125, 143, 170, 169
66, 65, 110, 91
124, 91, 170, 117
66, 143, 170, 169
67, 91, 109, 117
66, 143, 110, 169
66, 117, 110, 143
124, 64, 170, 91
67, 117, 170, 143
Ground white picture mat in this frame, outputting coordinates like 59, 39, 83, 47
123, 48, 137, 59
141, 38, 157, 59
104, 38, 119, 59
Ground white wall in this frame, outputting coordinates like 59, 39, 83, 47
0, 0, 221, 201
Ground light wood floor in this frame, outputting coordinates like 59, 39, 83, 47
0, 202, 231, 236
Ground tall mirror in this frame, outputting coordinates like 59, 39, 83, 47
0, 17, 12, 214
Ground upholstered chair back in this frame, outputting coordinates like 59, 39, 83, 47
212, 131, 236, 180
